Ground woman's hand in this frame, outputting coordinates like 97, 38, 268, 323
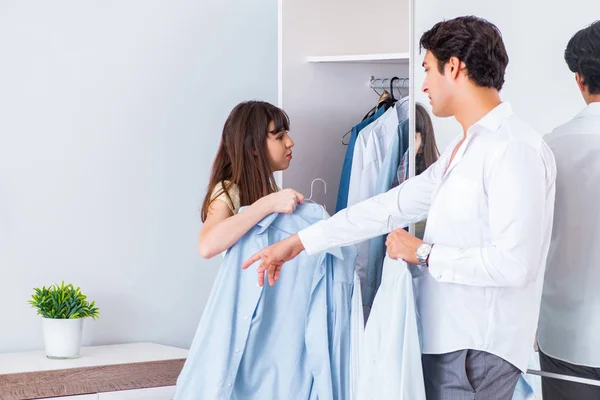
197, 189, 303, 259
261, 189, 305, 215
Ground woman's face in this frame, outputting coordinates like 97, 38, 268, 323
266, 121, 295, 172
416, 131, 423, 153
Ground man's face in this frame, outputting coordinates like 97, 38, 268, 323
421, 51, 455, 118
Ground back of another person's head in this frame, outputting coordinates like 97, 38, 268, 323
565, 21, 600, 95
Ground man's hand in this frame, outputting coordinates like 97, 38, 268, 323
242, 234, 305, 286
385, 228, 424, 264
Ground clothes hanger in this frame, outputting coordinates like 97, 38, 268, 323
363, 78, 394, 121
306, 178, 327, 211
389, 77, 400, 101
399, 78, 410, 99
371, 78, 383, 96
341, 129, 352, 145
344, 77, 385, 144
376, 77, 398, 110
377, 90, 392, 107
345, 77, 376, 141
359, 76, 405, 129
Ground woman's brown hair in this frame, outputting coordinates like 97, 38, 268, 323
200, 101, 290, 222
415, 103, 440, 172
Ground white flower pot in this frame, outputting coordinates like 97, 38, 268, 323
42, 317, 84, 359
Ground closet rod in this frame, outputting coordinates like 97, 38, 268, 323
370, 76, 410, 89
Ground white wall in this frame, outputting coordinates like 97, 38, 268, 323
293, 0, 410, 56
0, 1, 277, 353
413, 0, 600, 151
281, 0, 410, 210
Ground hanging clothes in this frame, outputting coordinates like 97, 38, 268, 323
362, 90, 396, 121
174, 204, 357, 400
355, 258, 425, 400
512, 375, 537, 400
395, 96, 410, 124
347, 106, 400, 207
336, 107, 386, 212
363, 119, 410, 313
346, 105, 399, 301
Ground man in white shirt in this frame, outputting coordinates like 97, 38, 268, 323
537, 20, 600, 400
243, 16, 556, 400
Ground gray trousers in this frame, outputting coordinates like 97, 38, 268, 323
422, 349, 520, 400
539, 349, 600, 400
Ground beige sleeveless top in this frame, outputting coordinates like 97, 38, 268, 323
210, 181, 241, 214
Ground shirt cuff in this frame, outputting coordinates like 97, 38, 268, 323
297, 221, 330, 256
427, 244, 456, 282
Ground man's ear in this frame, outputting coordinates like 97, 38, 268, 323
446, 56, 464, 81
576, 72, 587, 93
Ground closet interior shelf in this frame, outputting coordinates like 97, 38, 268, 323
306, 53, 410, 64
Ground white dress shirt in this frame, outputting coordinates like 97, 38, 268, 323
347, 106, 400, 207
538, 102, 600, 367
299, 102, 556, 371
355, 258, 425, 400
346, 106, 399, 299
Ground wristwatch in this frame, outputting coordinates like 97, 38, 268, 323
416, 243, 432, 267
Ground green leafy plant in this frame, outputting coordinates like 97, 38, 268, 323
28, 281, 100, 320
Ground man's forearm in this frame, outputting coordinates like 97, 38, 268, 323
298, 189, 423, 254
289, 234, 306, 256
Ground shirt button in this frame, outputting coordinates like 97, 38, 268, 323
235, 348, 241, 353
227, 382, 233, 388
244, 316, 249, 321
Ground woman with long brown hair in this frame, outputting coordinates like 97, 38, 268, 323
396, 103, 440, 183
412, 103, 440, 239
177, 101, 349, 400
414, 102, 440, 174
198, 101, 304, 259
393, 103, 440, 239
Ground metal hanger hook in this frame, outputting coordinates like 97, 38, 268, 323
370, 76, 382, 96
308, 178, 327, 202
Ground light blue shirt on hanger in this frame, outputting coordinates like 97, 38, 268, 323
174, 204, 357, 400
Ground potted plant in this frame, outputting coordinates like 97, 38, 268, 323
28, 281, 100, 359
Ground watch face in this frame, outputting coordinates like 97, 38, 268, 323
417, 244, 431, 258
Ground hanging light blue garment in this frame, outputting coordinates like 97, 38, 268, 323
174, 204, 357, 400
355, 257, 426, 399
512, 376, 536, 400
363, 119, 410, 311
511, 349, 540, 400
